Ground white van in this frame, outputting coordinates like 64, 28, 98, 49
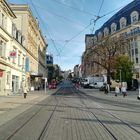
89, 81, 104, 88
82, 76, 94, 88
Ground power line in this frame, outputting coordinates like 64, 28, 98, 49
90, 0, 104, 34
31, 2, 85, 27
47, 39, 84, 43
97, 0, 104, 16
52, 0, 98, 17
29, 0, 61, 57
59, 23, 93, 54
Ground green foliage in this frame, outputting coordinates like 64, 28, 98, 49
114, 55, 133, 82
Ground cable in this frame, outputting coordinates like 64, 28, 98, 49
59, 23, 92, 53
52, 0, 97, 17
48, 39, 84, 43
29, 0, 61, 57
90, 0, 104, 34
97, 0, 104, 16
31, 2, 85, 27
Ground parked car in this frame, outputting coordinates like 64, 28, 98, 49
49, 81, 57, 89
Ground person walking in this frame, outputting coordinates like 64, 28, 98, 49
115, 84, 120, 96
104, 83, 108, 94
23, 86, 28, 99
121, 85, 127, 97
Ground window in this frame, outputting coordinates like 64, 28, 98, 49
12, 24, 17, 38
130, 38, 139, 64
120, 17, 126, 29
104, 27, 109, 36
0, 12, 7, 29
131, 11, 139, 23
111, 23, 117, 33
0, 39, 6, 57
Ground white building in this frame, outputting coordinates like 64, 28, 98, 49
0, 0, 26, 95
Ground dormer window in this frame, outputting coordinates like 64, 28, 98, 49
131, 11, 139, 24
104, 27, 109, 36
120, 17, 126, 29
111, 23, 117, 33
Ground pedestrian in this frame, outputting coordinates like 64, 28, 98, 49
121, 85, 127, 97
75, 82, 80, 90
23, 86, 28, 99
115, 84, 120, 96
104, 83, 108, 94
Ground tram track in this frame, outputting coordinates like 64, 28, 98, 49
76, 89, 140, 139
4, 88, 62, 140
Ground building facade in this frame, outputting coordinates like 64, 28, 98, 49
10, 4, 48, 90
46, 54, 53, 83
0, 0, 26, 95
83, 0, 140, 79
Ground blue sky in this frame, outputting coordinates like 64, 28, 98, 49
8, 0, 133, 71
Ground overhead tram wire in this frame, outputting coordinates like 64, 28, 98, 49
30, 2, 85, 27
29, 0, 129, 56
97, 0, 104, 16
59, 23, 92, 54
29, 0, 61, 57
52, 0, 98, 17
91, 0, 104, 33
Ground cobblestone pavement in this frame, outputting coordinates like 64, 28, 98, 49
0, 83, 140, 140
0, 89, 57, 126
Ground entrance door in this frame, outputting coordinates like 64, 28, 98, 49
12, 75, 19, 94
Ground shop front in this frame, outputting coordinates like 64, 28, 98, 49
30, 72, 43, 91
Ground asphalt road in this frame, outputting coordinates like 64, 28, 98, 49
0, 80, 140, 140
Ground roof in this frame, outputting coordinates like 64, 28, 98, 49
95, 0, 140, 35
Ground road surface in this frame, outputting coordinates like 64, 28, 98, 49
0, 80, 140, 140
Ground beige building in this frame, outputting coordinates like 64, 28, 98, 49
10, 4, 48, 90
0, 0, 26, 95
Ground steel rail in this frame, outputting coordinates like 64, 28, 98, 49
5, 88, 61, 140
78, 90, 140, 137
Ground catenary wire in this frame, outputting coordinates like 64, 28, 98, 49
29, 0, 61, 57
31, 2, 85, 27
52, 0, 97, 17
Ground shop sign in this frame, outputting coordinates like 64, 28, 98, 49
9, 51, 17, 58
0, 71, 3, 77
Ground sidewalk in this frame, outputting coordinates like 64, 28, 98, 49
80, 88, 140, 101
0, 88, 57, 126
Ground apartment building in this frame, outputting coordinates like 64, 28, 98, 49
10, 4, 48, 90
0, 0, 26, 95
83, 0, 140, 78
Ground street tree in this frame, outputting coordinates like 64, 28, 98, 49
114, 55, 133, 82
85, 36, 129, 87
